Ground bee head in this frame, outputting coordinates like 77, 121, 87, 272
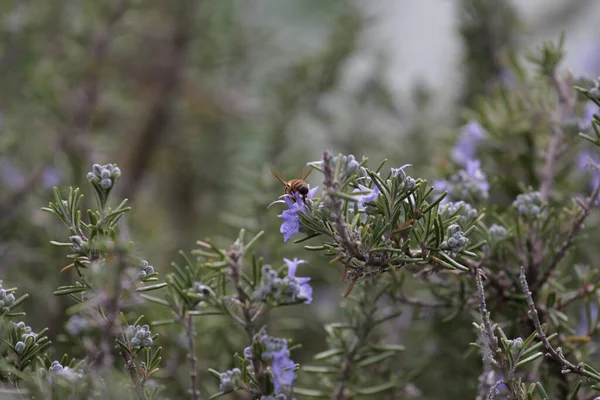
298, 185, 309, 195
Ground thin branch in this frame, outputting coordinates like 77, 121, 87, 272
121, 348, 145, 400
539, 70, 573, 202
519, 267, 599, 382
183, 313, 199, 400
476, 269, 522, 399
227, 243, 265, 396
119, 0, 198, 201
59, 0, 133, 177
322, 151, 361, 259
96, 247, 126, 369
476, 269, 499, 354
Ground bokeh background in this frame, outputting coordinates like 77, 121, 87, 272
1, 0, 600, 398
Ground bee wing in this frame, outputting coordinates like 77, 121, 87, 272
271, 167, 288, 185
300, 165, 313, 181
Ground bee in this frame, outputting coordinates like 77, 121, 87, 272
271, 166, 313, 202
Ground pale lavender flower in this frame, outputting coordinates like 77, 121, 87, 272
434, 159, 489, 203
283, 257, 312, 304
252, 258, 312, 304
259, 332, 296, 393
513, 191, 543, 217
271, 356, 295, 392
498, 67, 514, 87
576, 43, 600, 78
0, 161, 25, 189
41, 167, 61, 188
580, 102, 598, 130
451, 120, 486, 166
577, 302, 598, 335
353, 183, 380, 209
577, 149, 600, 204
270, 186, 318, 242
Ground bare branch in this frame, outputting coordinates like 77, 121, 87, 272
519, 266, 599, 382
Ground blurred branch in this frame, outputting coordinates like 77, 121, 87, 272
59, 0, 133, 181
520, 267, 598, 381
539, 70, 574, 202
458, 0, 518, 107
183, 313, 199, 400
119, 0, 198, 201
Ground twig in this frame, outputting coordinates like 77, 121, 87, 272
332, 283, 377, 400
121, 348, 145, 400
59, 0, 132, 179
227, 243, 265, 396
183, 313, 199, 400
475, 269, 521, 399
322, 151, 361, 259
476, 270, 499, 355
539, 70, 572, 202
519, 267, 599, 382
95, 247, 126, 369
119, 0, 198, 201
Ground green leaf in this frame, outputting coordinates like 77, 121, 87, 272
515, 352, 543, 368
188, 310, 224, 316
139, 294, 170, 307
368, 344, 405, 352
135, 283, 168, 292
293, 388, 329, 398
53, 286, 88, 296
244, 230, 264, 253
568, 380, 582, 400
313, 348, 344, 360
354, 381, 397, 395
535, 382, 550, 400
356, 351, 395, 368
301, 365, 339, 374
209, 391, 233, 400
437, 252, 469, 271
49, 241, 73, 247
151, 319, 177, 326
372, 311, 403, 327
207, 368, 221, 379
520, 333, 558, 359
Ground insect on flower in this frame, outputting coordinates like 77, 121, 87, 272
271, 166, 313, 202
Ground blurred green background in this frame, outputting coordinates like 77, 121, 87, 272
1, 0, 599, 398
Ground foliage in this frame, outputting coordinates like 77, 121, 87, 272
2, 1, 600, 400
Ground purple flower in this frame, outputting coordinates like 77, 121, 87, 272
577, 149, 600, 204
271, 186, 318, 242
498, 67, 514, 87
284, 257, 312, 304
259, 332, 297, 393
434, 159, 489, 203
451, 120, 486, 166
577, 302, 598, 335
580, 102, 598, 130
353, 183, 380, 209
576, 43, 600, 78
42, 167, 61, 188
272, 355, 296, 392
0, 161, 25, 189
